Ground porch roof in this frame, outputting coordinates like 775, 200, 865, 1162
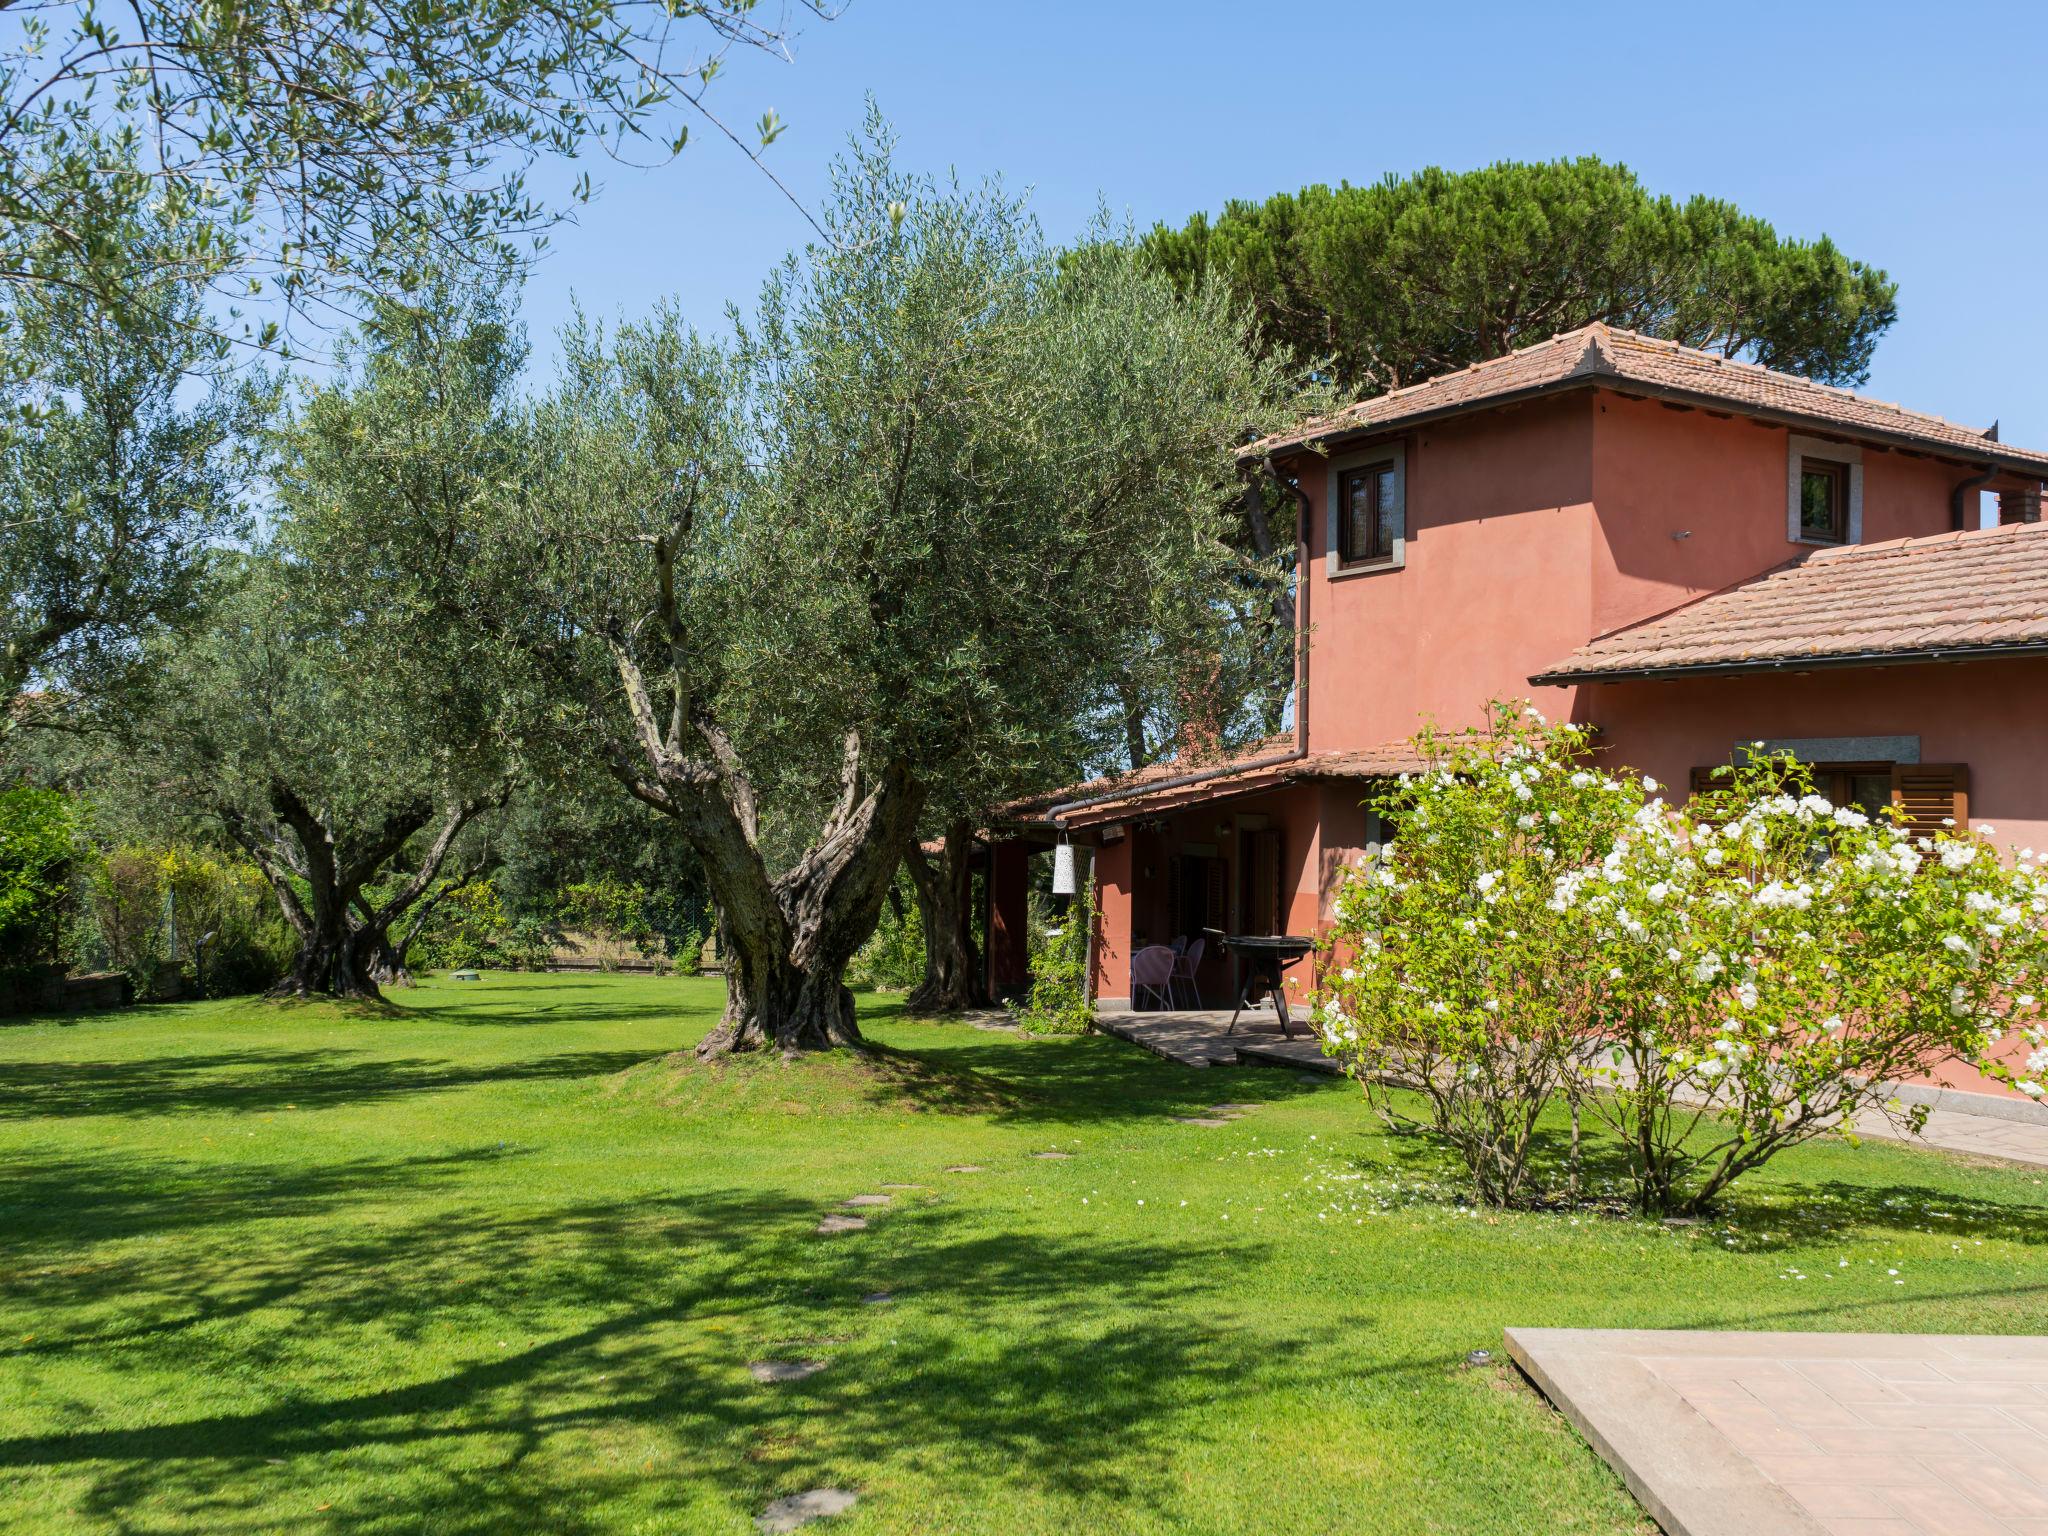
1002, 736, 1432, 831
1530, 518, 2048, 683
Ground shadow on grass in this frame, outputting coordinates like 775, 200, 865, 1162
838, 1030, 1332, 1128
1328, 1107, 2048, 1251
0, 1048, 667, 1121
0, 1187, 1323, 1534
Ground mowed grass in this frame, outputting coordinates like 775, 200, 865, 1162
4, 976, 2048, 1534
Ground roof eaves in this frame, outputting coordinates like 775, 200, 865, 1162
1528, 637, 2048, 687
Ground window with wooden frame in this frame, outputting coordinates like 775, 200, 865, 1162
1787, 434, 1862, 546
1326, 444, 1406, 576
1337, 463, 1399, 567
1798, 457, 1851, 544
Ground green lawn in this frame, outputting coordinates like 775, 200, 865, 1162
4, 975, 2047, 1534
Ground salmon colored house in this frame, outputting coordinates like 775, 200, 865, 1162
992, 324, 2048, 1024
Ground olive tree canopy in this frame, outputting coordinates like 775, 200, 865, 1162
511, 121, 1308, 1052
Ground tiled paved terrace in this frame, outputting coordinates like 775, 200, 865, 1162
1508, 1329, 2048, 1536
1093, 1007, 1338, 1074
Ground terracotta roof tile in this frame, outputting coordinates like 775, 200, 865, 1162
1001, 735, 1435, 827
1247, 323, 2048, 474
1530, 519, 2048, 681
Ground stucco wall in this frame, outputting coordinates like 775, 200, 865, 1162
1299, 393, 1596, 753
1586, 392, 1972, 639
1577, 657, 2048, 855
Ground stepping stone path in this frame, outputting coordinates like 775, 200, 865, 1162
841, 1193, 891, 1206
814, 1213, 867, 1235
878, 1183, 927, 1190
1030, 1151, 1071, 1160
943, 1164, 985, 1173
860, 1291, 894, 1305
758, 1488, 858, 1533
748, 1360, 825, 1384
1209, 1103, 1262, 1114
1171, 1116, 1232, 1128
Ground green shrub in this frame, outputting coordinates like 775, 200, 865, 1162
849, 872, 924, 992
408, 879, 511, 971
0, 786, 81, 974
1019, 877, 1095, 1036
80, 843, 292, 997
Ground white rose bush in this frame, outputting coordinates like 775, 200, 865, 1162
1315, 702, 2048, 1215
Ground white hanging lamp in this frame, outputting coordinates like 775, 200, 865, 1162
1051, 836, 1077, 896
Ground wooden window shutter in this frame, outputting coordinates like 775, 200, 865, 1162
1890, 764, 1971, 840
1205, 857, 1228, 931
1689, 767, 1722, 799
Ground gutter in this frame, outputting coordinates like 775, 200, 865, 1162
1048, 456, 1313, 828
1951, 462, 1999, 532
1529, 638, 2048, 687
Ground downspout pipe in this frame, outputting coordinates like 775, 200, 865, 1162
1048, 455, 1314, 827
1951, 463, 1998, 532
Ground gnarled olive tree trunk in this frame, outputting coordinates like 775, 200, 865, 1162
903, 821, 984, 1014
224, 781, 502, 1001
606, 635, 924, 1056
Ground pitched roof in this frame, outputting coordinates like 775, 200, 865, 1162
1530, 519, 2048, 683
1246, 323, 2048, 476
1002, 735, 1434, 829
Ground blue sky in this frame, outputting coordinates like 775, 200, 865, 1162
521, 0, 2048, 447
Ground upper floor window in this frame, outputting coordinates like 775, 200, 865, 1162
1326, 443, 1406, 577
1787, 434, 1863, 547
1339, 464, 1398, 565
1799, 457, 1851, 544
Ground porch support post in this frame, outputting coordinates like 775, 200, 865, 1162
988, 839, 1032, 998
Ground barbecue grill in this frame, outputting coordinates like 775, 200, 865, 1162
1207, 931, 1316, 1038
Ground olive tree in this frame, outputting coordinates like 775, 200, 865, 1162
0, 0, 834, 360
130, 279, 529, 998
514, 122, 1304, 1053
1, 187, 264, 727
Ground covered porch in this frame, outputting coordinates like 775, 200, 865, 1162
992, 739, 1423, 1011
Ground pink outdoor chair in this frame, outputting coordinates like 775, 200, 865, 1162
1131, 945, 1178, 1011
1170, 936, 1206, 1010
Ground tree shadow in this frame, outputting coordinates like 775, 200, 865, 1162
0, 1188, 1339, 1533
0, 1048, 664, 1121
839, 1032, 1332, 1128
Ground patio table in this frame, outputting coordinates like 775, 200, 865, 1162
1215, 934, 1316, 1038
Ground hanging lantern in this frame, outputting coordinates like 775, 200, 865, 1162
1051, 838, 1077, 895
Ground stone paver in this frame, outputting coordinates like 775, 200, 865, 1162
1507, 1328, 2048, 1536
758, 1488, 858, 1533
1095, 1007, 1338, 1071
942, 1164, 985, 1174
878, 1183, 927, 1190
1030, 1151, 1071, 1159
860, 1291, 894, 1305
1169, 1116, 1232, 1128
813, 1214, 866, 1235
841, 1193, 891, 1206
748, 1360, 825, 1384
1850, 1092, 2048, 1170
